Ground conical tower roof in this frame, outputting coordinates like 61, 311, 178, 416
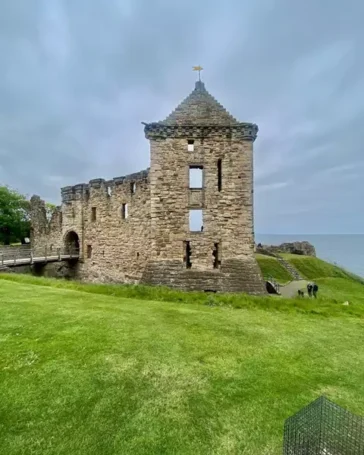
143, 80, 258, 141
158, 81, 239, 126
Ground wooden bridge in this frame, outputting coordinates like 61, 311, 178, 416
0, 247, 79, 268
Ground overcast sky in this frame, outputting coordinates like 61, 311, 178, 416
0, 0, 363, 234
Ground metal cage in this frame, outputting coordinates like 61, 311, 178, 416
283, 396, 364, 454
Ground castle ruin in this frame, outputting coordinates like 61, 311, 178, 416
30, 80, 266, 294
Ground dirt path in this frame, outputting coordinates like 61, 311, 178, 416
279, 280, 309, 298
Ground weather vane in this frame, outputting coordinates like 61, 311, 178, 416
193, 65, 203, 81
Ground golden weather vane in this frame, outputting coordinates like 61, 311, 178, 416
193, 65, 203, 81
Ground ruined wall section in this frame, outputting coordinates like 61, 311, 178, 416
30, 196, 63, 255
63, 170, 151, 283
30, 169, 151, 283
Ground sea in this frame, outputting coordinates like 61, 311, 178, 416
255, 234, 364, 278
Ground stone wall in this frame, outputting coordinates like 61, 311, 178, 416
148, 136, 255, 264
30, 151, 265, 293
76, 171, 151, 283
32, 261, 79, 279
30, 170, 151, 284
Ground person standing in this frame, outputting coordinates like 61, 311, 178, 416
313, 283, 319, 298
307, 283, 313, 297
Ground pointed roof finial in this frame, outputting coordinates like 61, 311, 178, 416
192, 65, 203, 82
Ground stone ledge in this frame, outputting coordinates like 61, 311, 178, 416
143, 123, 258, 141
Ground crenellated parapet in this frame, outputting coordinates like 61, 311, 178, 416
61, 184, 88, 203
112, 168, 149, 184
61, 169, 150, 203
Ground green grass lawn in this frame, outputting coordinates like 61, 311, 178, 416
255, 254, 293, 284
1, 275, 364, 454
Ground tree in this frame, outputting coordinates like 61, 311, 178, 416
0, 185, 30, 245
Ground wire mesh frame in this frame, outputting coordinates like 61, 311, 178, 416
283, 396, 364, 455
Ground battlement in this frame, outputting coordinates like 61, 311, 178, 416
61, 168, 150, 203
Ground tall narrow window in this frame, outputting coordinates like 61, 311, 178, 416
59, 212, 63, 225
87, 245, 92, 259
213, 243, 220, 269
189, 166, 203, 189
91, 207, 96, 221
72, 207, 75, 218
107, 186, 112, 197
184, 241, 192, 269
187, 139, 194, 152
131, 182, 136, 194
121, 203, 128, 219
217, 159, 222, 192
189, 209, 203, 232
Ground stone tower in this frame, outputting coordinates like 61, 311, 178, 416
141, 80, 266, 294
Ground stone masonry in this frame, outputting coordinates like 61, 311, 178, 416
30, 80, 266, 294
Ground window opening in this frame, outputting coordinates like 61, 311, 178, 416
184, 241, 192, 269
87, 245, 92, 259
121, 203, 128, 219
217, 159, 222, 191
189, 209, 203, 232
187, 139, 194, 152
189, 166, 203, 189
213, 243, 221, 269
131, 182, 136, 194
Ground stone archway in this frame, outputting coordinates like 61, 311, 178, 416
64, 231, 80, 254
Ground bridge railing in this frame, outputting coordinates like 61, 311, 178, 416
0, 246, 79, 266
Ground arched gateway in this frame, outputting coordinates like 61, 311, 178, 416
64, 231, 80, 255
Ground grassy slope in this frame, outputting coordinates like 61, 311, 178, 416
255, 254, 292, 284
280, 253, 364, 282
1, 279, 364, 455
256, 253, 364, 305
1, 273, 364, 316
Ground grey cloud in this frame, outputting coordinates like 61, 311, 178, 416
0, 0, 363, 233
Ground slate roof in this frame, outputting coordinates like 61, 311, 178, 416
158, 81, 240, 126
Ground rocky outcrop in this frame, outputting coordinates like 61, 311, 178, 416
256, 241, 316, 257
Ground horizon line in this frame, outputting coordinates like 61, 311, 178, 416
256, 233, 364, 236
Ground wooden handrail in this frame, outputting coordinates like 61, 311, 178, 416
1, 247, 79, 266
